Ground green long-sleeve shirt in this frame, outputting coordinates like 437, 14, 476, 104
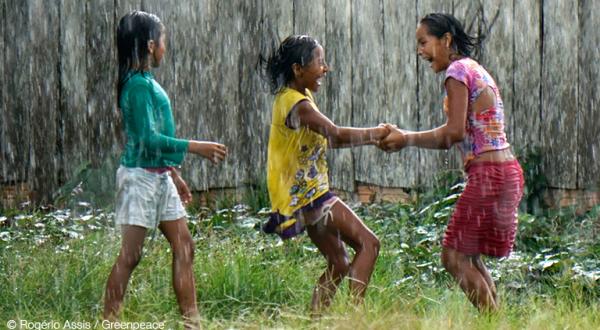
119, 71, 189, 168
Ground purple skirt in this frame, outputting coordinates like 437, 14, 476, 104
263, 191, 335, 239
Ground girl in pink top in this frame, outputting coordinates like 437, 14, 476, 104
380, 13, 524, 312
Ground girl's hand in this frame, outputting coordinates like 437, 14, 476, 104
170, 169, 192, 205
367, 124, 392, 145
189, 141, 228, 164
378, 125, 407, 152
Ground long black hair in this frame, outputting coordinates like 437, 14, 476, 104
419, 13, 483, 59
258, 35, 320, 95
116, 10, 163, 102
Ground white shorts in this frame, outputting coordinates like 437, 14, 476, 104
115, 166, 187, 229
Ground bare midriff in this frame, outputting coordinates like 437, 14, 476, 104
470, 148, 515, 164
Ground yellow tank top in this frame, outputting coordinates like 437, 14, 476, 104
267, 88, 330, 224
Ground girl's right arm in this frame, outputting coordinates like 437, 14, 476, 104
187, 141, 228, 164
292, 101, 389, 149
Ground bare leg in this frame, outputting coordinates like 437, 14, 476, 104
306, 225, 350, 313
306, 200, 380, 313
441, 247, 497, 312
103, 225, 147, 320
473, 256, 497, 303
159, 218, 199, 330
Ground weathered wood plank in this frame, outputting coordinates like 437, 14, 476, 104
115, 0, 141, 21
293, 0, 327, 109
168, 0, 213, 191
30, 0, 60, 201
0, 0, 6, 181
578, 0, 600, 190
3, 1, 32, 185
381, 0, 419, 188
482, 1, 515, 152
351, 0, 386, 186
142, 0, 177, 105
450, 0, 482, 173
542, 0, 578, 189
416, 0, 454, 186
236, 0, 265, 185
182, 0, 247, 189
324, 0, 354, 191
454, 0, 515, 161
59, 0, 88, 186
248, 0, 295, 187
86, 0, 118, 166
513, 0, 541, 154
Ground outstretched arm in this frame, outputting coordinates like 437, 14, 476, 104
379, 78, 468, 152
292, 100, 389, 149
187, 141, 228, 164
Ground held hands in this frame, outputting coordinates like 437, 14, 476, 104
188, 141, 228, 164
377, 124, 407, 152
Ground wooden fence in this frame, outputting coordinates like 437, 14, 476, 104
1, 0, 599, 203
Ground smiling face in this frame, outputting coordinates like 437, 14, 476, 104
293, 45, 329, 93
416, 23, 452, 73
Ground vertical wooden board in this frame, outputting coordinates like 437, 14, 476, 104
175, 0, 212, 191
183, 0, 245, 189
115, 0, 141, 20
542, 0, 578, 189
578, 0, 600, 189
142, 0, 177, 106
513, 0, 541, 154
248, 0, 295, 188
381, 0, 419, 188
3, 1, 31, 184
448, 0, 481, 172
236, 0, 264, 185
0, 0, 6, 180
325, 0, 354, 191
481, 1, 515, 153
210, 0, 245, 188
59, 0, 88, 185
30, 0, 60, 201
293, 0, 327, 109
86, 0, 118, 165
416, 0, 454, 186
351, 0, 385, 185
454, 0, 515, 161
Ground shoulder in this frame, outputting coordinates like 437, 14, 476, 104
446, 58, 472, 74
275, 88, 310, 109
124, 72, 155, 92
445, 58, 476, 86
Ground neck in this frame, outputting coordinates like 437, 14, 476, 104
287, 81, 307, 95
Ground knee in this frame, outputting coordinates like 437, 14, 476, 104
118, 250, 143, 270
359, 234, 380, 257
441, 248, 456, 273
370, 236, 381, 256
172, 236, 195, 263
329, 257, 350, 277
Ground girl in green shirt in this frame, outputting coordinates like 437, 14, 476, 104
104, 11, 227, 328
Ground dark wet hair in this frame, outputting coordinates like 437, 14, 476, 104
116, 10, 163, 102
419, 13, 482, 58
258, 35, 320, 95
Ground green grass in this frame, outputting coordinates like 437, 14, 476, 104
1, 192, 599, 329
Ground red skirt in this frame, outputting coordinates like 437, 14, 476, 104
442, 160, 524, 257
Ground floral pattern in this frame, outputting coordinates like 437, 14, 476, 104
444, 58, 510, 165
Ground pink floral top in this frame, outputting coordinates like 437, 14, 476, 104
444, 57, 510, 166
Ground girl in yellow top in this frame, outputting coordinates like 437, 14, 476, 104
260, 35, 390, 312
